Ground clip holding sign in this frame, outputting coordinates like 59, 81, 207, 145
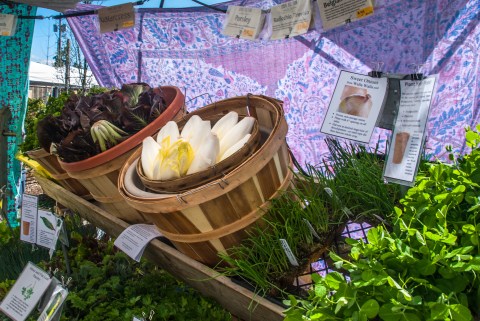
368, 61, 385, 78
406, 63, 425, 80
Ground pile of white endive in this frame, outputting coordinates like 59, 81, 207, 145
141, 111, 255, 180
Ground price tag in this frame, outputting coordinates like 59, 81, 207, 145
270, 0, 311, 40
98, 3, 135, 34
0, 262, 52, 321
0, 13, 17, 36
356, 6, 374, 18
114, 224, 162, 262
20, 194, 38, 244
222, 5, 265, 40
279, 239, 299, 266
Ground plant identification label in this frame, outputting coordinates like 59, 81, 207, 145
0, 262, 51, 321
384, 76, 437, 186
20, 194, 38, 244
317, 0, 374, 30
0, 14, 17, 36
303, 219, 321, 240
98, 3, 135, 34
321, 70, 388, 144
269, 0, 311, 40
36, 209, 61, 250
114, 224, 162, 262
223, 5, 264, 40
280, 239, 299, 266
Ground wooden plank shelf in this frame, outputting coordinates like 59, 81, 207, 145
34, 174, 285, 321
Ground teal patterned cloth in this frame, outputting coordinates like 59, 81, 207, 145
0, 4, 36, 227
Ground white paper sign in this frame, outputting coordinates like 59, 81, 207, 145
280, 239, 299, 266
0, 262, 52, 321
114, 224, 162, 262
317, 0, 374, 30
270, 0, 311, 40
222, 6, 265, 40
20, 194, 38, 244
36, 209, 60, 250
321, 70, 388, 144
384, 77, 436, 185
98, 3, 135, 34
0, 14, 17, 36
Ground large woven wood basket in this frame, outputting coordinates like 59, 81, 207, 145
118, 95, 292, 266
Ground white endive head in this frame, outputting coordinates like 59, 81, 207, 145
219, 134, 251, 162
188, 120, 212, 153
141, 136, 162, 180
159, 140, 194, 180
187, 133, 220, 175
211, 111, 238, 141
218, 117, 255, 159
180, 115, 203, 141
156, 121, 180, 147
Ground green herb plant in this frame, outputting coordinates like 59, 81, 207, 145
283, 125, 480, 320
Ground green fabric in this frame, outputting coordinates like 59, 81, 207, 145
0, 4, 36, 227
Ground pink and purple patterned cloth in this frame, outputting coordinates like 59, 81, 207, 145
68, 0, 480, 166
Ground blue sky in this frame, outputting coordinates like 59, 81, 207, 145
31, 0, 223, 63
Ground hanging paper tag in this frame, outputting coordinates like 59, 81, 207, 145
0, 14, 17, 36
303, 219, 320, 240
383, 76, 437, 186
20, 194, 38, 244
0, 262, 52, 321
317, 0, 374, 30
114, 224, 162, 262
36, 209, 61, 251
37, 285, 68, 321
98, 3, 135, 34
222, 5, 265, 40
279, 239, 299, 266
270, 0, 311, 40
320, 70, 388, 144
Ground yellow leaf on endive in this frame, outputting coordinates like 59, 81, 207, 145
180, 115, 203, 141
188, 120, 211, 153
141, 137, 162, 180
219, 134, 251, 162
211, 111, 238, 141
218, 117, 255, 159
159, 140, 194, 180
156, 121, 180, 147
187, 133, 220, 175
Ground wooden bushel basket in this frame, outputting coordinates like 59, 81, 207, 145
59, 86, 186, 223
27, 148, 90, 199
118, 95, 292, 266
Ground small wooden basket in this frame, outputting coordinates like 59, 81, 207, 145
136, 116, 261, 194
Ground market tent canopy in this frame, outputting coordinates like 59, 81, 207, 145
29, 61, 99, 87
67, 0, 480, 167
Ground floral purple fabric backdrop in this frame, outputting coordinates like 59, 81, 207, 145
68, 0, 480, 166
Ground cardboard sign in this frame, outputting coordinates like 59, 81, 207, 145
317, 0, 374, 30
270, 0, 311, 40
222, 5, 265, 40
20, 194, 38, 244
98, 3, 135, 34
384, 77, 436, 185
0, 14, 17, 36
0, 263, 52, 321
114, 224, 162, 262
9, 1, 79, 12
320, 70, 388, 144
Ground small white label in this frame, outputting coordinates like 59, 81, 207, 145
0, 13, 17, 36
132, 317, 143, 321
222, 5, 265, 40
114, 224, 162, 262
270, 0, 311, 40
0, 262, 52, 321
20, 194, 38, 244
303, 219, 321, 240
279, 239, 299, 266
317, 0, 374, 30
98, 3, 135, 34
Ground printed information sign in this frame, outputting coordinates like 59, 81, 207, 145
114, 224, 162, 262
317, 0, 374, 30
223, 5, 264, 40
98, 3, 135, 34
270, 0, 311, 40
0, 14, 17, 36
20, 194, 38, 244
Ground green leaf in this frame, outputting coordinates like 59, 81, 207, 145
315, 285, 327, 299
462, 224, 475, 234
325, 272, 345, 290
449, 304, 472, 321
360, 299, 379, 318
40, 216, 55, 231
430, 302, 449, 320
378, 303, 401, 321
